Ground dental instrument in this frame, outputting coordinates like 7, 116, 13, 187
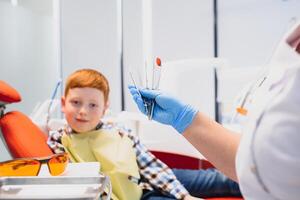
149, 57, 162, 120
46, 79, 62, 131
142, 61, 153, 120
145, 61, 149, 89
129, 70, 149, 114
152, 57, 162, 90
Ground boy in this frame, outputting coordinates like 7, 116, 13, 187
47, 69, 241, 200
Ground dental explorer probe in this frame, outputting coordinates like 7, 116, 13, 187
129, 70, 149, 114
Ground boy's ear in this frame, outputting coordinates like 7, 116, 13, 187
103, 101, 110, 115
296, 40, 300, 53
61, 96, 66, 113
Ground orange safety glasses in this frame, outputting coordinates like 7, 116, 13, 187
0, 153, 69, 176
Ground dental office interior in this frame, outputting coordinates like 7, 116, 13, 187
0, 0, 300, 182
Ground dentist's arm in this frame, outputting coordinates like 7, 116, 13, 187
129, 86, 241, 181
183, 112, 241, 181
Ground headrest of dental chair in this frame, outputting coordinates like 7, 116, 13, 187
0, 111, 53, 158
0, 80, 21, 104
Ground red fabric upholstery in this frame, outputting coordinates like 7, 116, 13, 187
150, 150, 243, 200
151, 150, 202, 169
206, 198, 242, 200
151, 150, 215, 170
0, 111, 53, 158
0, 80, 21, 104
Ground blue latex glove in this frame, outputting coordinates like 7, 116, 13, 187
128, 86, 198, 133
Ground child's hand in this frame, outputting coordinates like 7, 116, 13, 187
183, 195, 204, 200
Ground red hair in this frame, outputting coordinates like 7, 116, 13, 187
64, 69, 110, 102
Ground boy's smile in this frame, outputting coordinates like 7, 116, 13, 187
61, 87, 108, 133
76, 118, 89, 123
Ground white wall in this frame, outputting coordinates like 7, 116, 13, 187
123, 0, 300, 122
152, 0, 214, 60
219, 0, 300, 68
60, 0, 122, 112
0, 0, 122, 114
0, 0, 59, 114
1, 1, 300, 159
159, 59, 219, 119
3, 0, 299, 115
123, 0, 214, 112
217, 0, 300, 123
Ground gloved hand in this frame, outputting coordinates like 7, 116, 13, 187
128, 86, 198, 133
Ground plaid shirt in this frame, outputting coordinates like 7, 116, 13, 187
47, 122, 189, 200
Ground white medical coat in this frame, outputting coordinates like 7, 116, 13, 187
236, 40, 300, 199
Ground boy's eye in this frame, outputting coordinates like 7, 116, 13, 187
89, 103, 98, 108
71, 100, 80, 105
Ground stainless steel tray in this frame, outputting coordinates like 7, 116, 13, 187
0, 176, 109, 200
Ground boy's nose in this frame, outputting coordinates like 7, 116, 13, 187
79, 106, 88, 115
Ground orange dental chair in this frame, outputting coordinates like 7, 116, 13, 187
0, 80, 53, 158
0, 80, 242, 200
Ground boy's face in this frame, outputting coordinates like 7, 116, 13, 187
61, 87, 109, 133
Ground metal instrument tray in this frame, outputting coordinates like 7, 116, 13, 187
0, 176, 108, 200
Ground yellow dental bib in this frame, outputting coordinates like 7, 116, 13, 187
61, 129, 142, 200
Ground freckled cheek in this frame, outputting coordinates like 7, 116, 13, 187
90, 107, 102, 113
92, 110, 102, 117
67, 105, 80, 113
64, 108, 78, 119
91, 109, 103, 118
65, 103, 75, 111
